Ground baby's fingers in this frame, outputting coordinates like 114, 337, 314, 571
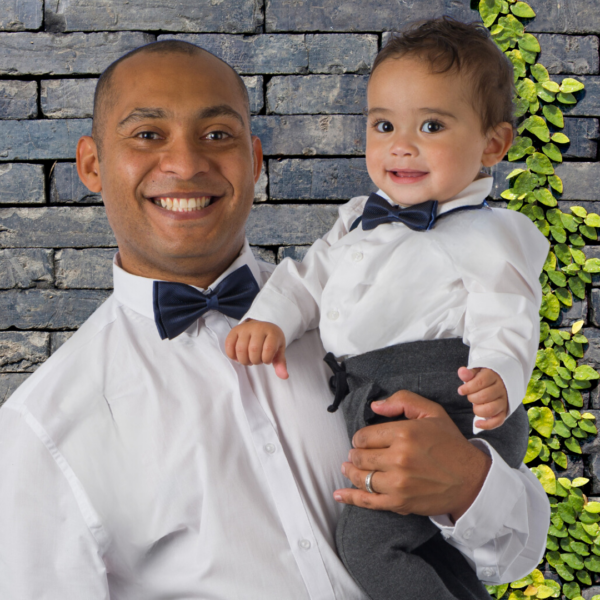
273, 347, 289, 380
475, 413, 506, 430
473, 398, 506, 420
225, 330, 240, 361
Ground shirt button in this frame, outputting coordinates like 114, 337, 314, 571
351, 251, 363, 262
327, 310, 340, 321
463, 528, 474, 540
299, 539, 311, 550
481, 567, 495, 578
264, 443, 276, 454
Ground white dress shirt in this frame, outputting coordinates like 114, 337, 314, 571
0, 240, 549, 599
244, 177, 550, 417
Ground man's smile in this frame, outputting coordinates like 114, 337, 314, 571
151, 195, 213, 212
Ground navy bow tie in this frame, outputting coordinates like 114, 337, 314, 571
153, 265, 260, 340
351, 193, 488, 233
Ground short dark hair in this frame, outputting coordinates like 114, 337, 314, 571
371, 17, 515, 132
92, 40, 250, 158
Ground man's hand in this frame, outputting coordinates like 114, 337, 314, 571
333, 391, 492, 522
225, 319, 289, 379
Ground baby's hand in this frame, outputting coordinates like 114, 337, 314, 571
225, 320, 289, 380
457, 367, 508, 430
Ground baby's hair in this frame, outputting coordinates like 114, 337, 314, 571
371, 17, 515, 133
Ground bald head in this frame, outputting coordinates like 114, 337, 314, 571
92, 40, 250, 157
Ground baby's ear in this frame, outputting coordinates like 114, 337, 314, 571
481, 122, 514, 167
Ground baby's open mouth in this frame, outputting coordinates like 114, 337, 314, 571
151, 196, 214, 212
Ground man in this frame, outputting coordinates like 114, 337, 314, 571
0, 41, 548, 599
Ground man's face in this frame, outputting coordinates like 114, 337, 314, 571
78, 51, 262, 286
366, 57, 501, 207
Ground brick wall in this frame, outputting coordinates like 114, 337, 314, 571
0, 0, 599, 490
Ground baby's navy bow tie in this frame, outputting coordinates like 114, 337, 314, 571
153, 264, 260, 340
350, 193, 488, 232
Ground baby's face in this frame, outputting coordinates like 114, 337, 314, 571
366, 57, 508, 206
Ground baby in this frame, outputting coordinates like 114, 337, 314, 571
227, 17, 549, 600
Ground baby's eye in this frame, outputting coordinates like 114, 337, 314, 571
421, 120, 443, 134
205, 131, 229, 141
375, 121, 394, 133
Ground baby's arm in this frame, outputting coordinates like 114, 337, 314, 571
457, 367, 508, 430
226, 320, 289, 379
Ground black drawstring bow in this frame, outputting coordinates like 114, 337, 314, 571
323, 352, 350, 413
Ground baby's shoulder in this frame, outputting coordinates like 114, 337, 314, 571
337, 195, 370, 233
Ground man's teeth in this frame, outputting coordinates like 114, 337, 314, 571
153, 197, 212, 212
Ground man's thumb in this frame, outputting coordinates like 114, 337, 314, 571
370, 390, 443, 420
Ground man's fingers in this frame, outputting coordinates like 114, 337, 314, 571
368, 389, 447, 421
333, 487, 390, 511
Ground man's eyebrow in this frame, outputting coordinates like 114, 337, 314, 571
117, 107, 170, 129
196, 104, 246, 127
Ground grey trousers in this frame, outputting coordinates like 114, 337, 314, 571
326, 338, 529, 600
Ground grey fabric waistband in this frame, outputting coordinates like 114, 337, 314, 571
344, 338, 469, 381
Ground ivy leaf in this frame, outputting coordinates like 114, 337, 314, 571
570, 206, 587, 218
580, 419, 598, 435
510, 1, 535, 17
543, 104, 565, 128
518, 115, 550, 142
506, 49, 526, 79
536, 348, 560, 376
548, 174, 563, 193
558, 91, 577, 104
525, 435, 543, 462
546, 381, 561, 398
563, 581, 582, 598
572, 541, 591, 557
518, 32, 540, 52
585, 555, 600, 572
579, 225, 597, 240
547, 269, 567, 287
586, 502, 600, 514
519, 47, 538, 64
530, 463, 556, 492
513, 170, 538, 194
513, 96, 530, 118
542, 80, 561, 93
528, 406, 555, 437
584, 258, 600, 273
508, 135, 535, 160
585, 213, 600, 227
571, 247, 586, 265
569, 233, 585, 247
552, 132, 570, 144
574, 365, 600, 381
542, 142, 563, 163
479, 0, 503, 27
550, 225, 566, 243
565, 436, 582, 454
576, 570, 592, 586
555, 244, 572, 265
563, 263, 580, 276
560, 213, 579, 233
568, 276, 586, 300
516, 78, 537, 102
573, 477, 590, 487
540, 292, 560, 321
552, 451, 568, 469
561, 412, 578, 428
535, 82, 556, 103
530, 63, 550, 82
534, 187, 557, 206
561, 552, 584, 570
525, 379, 546, 403
555, 562, 574, 580
560, 78, 585, 93
558, 502, 577, 524
527, 152, 554, 174
555, 288, 572, 307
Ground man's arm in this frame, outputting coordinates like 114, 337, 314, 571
0, 404, 109, 599
333, 391, 550, 584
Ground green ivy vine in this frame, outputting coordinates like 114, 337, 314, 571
475, 1, 600, 599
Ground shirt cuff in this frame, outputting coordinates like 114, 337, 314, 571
429, 438, 520, 549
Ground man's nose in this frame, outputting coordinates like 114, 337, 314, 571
158, 134, 210, 179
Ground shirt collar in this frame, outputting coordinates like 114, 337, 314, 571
375, 175, 493, 216
112, 239, 262, 322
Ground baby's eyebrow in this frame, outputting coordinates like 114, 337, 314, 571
419, 108, 457, 119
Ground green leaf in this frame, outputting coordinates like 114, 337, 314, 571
508, 135, 535, 161
565, 436, 582, 454
571, 206, 587, 218
563, 581, 582, 598
531, 463, 556, 493
542, 142, 563, 163
561, 552, 584, 570
569, 276, 586, 300
573, 477, 590, 487
585, 555, 600, 572
563, 387, 583, 408
584, 258, 600, 273
524, 379, 546, 403
520, 47, 537, 64
527, 152, 555, 175
506, 49, 526, 79
528, 406, 555, 438
561, 412, 578, 428
554, 421, 572, 438
553, 451, 568, 469
543, 104, 565, 128
519, 115, 550, 142
555, 561, 575, 580
547, 174, 563, 194
547, 269, 567, 287
513, 170, 538, 194
569, 233, 585, 247
510, 1, 535, 17
516, 78, 537, 102
556, 287, 572, 306
525, 435, 543, 462
579, 225, 597, 240
585, 213, 600, 227
536, 348, 560, 376
540, 292, 560, 321
585, 502, 600, 514
580, 419, 598, 435
536, 81, 557, 103
551, 225, 567, 243
574, 365, 600, 381
558, 91, 577, 104
506, 168, 526, 179
530, 63, 550, 82
576, 569, 592, 586
548, 434, 562, 446
552, 132, 570, 144
518, 32, 540, 52
513, 95, 530, 118
571, 247, 586, 265
479, 0, 503, 27
560, 78, 585, 93
560, 213, 579, 233
555, 243, 572, 265
542, 81, 561, 93
529, 98, 540, 113
534, 187, 557, 206
558, 502, 577, 524
547, 210, 562, 226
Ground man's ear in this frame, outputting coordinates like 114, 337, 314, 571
251, 135, 263, 184
481, 122, 514, 168
76, 135, 102, 193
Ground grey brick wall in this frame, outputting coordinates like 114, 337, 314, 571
1, 0, 600, 496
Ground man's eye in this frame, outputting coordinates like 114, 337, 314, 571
375, 121, 394, 133
137, 131, 161, 140
421, 121, 443, 133
206, 131, 229, 141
